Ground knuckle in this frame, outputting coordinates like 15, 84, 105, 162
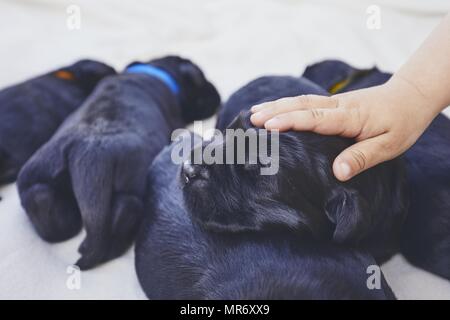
348, 107, 364, 136
349, 149, 367, 171
309, 108, 324, 120
380, 139, 394, 153
330, 96, 340, 108
298, 94, 313, 106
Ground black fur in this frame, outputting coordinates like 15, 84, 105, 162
135, 134, 396, 300
302, 59, 391, 94
303, 60, 450, 281
0, 60, 115, 185
216, 76, 325, 130
183, 76, 408, 261
401, 114, 450, 280
17, 56, 220, 270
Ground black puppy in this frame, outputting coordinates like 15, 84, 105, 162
302, 59, 391, 94
135, 133, 395, 299
183, 76, 408, 261
0, 60, 115, 185
17, 56, 220, 269
303, 60, 450, 280
400, 113, 450, 280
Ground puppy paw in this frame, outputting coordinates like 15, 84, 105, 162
75, 243, 102, 271
20, 182, 82, 242
18, 145, 82, 243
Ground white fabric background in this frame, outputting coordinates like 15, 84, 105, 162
0, 0, 449, 299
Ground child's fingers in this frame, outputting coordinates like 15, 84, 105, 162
333, 134, 394, 181
262, 107, 363, 137
250, 95, 339, 127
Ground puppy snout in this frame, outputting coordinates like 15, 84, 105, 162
182, 161, 208, 184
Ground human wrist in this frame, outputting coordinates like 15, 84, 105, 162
386, 73, 441, 122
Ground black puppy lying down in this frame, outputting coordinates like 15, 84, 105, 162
183, 76, 408, 261
401, 113, 450, 280
302, 60, 450, 280
17, 56, 220, 269
0, 60, 115, 185
135, 133, 395, 299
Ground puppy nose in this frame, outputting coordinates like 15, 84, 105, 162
182, 160, 201, 183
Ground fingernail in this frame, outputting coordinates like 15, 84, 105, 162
250, 112, 265, 123
264, 117, 282, 129
337, 161, 352, 180
250, 113, 258, 123
251, 104, 264, 112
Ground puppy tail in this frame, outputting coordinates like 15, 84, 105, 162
69, 144, 115, 270
69, 142, 143, 270
0, 149, 18, 185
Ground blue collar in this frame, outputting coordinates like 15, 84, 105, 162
125, 64, 180, 95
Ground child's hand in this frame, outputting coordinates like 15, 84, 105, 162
250, 77, 439, 181
251, 13, 450, 181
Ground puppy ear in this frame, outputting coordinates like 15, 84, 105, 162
261, 204, 334, 238
179, 62, 221, 123
69, 60, 116, 93
226, 112, 248, 130
242, 201, 333, 238
180, 63, 204, 87
325, 186, 373, 244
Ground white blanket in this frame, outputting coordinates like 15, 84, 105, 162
0, 0, 449, 299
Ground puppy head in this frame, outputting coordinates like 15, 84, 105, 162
63, 59, 116, 93
182, 111, 405, 244
146, 56, 221, 123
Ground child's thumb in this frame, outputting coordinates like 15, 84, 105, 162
332, 135, 392, 181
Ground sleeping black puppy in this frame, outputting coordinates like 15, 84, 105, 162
183, 76, 408, 261
301, 59, 391, 94
135, 133, 396, 299
17, 56, 220, 269
303, 60, 450, 281
401, 113, 450, 280
0, 60, 115, 185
